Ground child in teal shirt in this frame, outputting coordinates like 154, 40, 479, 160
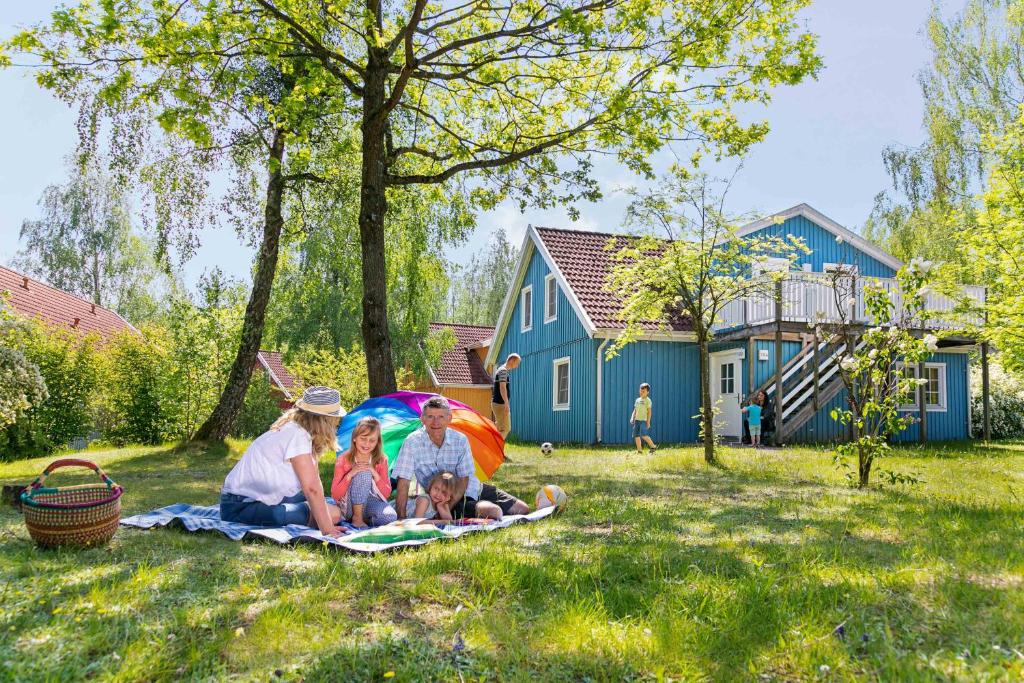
742, 399, 763, 448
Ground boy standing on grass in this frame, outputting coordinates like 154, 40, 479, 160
629, 383, 657, 455
742, 398, 763, 448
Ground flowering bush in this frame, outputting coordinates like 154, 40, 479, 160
827, 262, 936, 487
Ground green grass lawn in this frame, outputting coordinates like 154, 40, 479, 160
1, 440, 1022, 682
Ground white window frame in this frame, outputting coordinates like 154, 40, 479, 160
552, 356, 571, 411
520, 285, 533, 332
544, 273, 557, 324
896, 362, 947, 412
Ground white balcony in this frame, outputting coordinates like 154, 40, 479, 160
713, 273, 986, 332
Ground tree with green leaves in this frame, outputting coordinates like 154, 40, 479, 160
4, 0, 821, 403
446, 227, 517, 327
867, 1, 1024, 370
606, 171, 806, 464
0, 298, 47, 430
13, 159, 172, 324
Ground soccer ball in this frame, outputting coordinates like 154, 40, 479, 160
535, 484, 567, 510
540, 442, 553, 456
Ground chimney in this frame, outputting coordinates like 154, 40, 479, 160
72, 317, 80, 328
91, 303, 96, 314
21, 277, 29, 289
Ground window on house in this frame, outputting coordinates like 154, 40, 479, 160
520, 286, 533, 332
544, 274, 557, 323
552, 357, 570, 410
897, 363, 947, 411
720, 362, 735, 395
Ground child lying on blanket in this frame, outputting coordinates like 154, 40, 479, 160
406, 471, 458, 525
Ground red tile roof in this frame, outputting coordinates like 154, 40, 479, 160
0, 265, 137, 339
256, 350, 298, 396
428, 322, 494, 386
533, 227, 692, 331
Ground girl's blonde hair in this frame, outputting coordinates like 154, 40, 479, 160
427, 471, 457, 501
271, 408, 340, 456
343, 416, 385, 467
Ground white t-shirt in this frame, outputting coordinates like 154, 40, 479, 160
222, 421, 314, 505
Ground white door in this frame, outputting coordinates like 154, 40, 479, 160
711, 352, 743, 439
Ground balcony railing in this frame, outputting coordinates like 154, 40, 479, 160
713, 273, 986, 332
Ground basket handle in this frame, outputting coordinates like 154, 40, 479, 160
29, 458, 118, 491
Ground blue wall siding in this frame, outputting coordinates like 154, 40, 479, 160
784, 352, 970, 443
496, 244, 589, 359
893, 352, 970, 442
752, 340, 804, 390
496, 244, 594, 443
600, 341, 701, 444
746, 215, 897, 278
505, 338, 596, 444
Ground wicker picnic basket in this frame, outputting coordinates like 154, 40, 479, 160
20, 458, 124, 548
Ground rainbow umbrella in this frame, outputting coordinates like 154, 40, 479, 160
336, 391, 505, 482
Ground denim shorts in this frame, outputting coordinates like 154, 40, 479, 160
632, 421, 650, 438
220, 491, 310, 526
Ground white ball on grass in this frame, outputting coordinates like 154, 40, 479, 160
540, 442, 553, 456
535, 484, 567, 510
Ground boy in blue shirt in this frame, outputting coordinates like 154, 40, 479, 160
742, 399, 763, 448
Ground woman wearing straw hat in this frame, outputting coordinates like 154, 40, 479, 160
220, 386, 347, 537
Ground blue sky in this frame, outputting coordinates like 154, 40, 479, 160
0, 2, 937, 290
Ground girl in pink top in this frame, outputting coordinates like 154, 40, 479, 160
331, 417, 396, 528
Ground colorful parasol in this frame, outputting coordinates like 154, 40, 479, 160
336, 391, 505, 481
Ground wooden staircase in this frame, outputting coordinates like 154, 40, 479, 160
751, 335, 862, 443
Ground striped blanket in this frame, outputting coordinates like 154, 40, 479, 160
120, 503, 557, 553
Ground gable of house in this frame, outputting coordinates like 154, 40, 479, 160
0, 266, 136, 340
255, 350, 299, 399
737, 204, 901, 278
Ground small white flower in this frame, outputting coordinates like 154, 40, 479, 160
846, 296, 857, 309
917, 285, 933, 297
868, 349, 878, 359
916, 377, 929, 386
923, 334, 939, 351
840, 357, 858, 371
835, 235, 844, 244
867, 326, 882, 335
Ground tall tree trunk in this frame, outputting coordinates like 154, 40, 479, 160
698, 332, 716, 464
359, 50, 399, 397
193, 128, 287, 442
92, 250, 102, 307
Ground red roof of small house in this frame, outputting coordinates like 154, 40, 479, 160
428, 322, 494, 386
533, 227, 692, 331
256, 350, 298, 397
0, 265, 137, 339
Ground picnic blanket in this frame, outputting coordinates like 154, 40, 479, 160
120, 503, 557, 553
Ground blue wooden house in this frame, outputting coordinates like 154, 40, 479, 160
484, 204, 985, 445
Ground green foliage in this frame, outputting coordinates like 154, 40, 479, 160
445, 228, 517, 326
288, 345, 372, 413
0, 319, 99, 460
971, 357, 1024, 438
231, 372, 284, 439
98, 327, 173, 446
0, 300, 47, 429
827, 263, 936, 488
13, 158, 176, 325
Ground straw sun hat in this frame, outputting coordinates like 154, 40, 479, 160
294, 386, 346, 417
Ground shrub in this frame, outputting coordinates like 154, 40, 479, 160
289, 344, 371, 412
100, 327, 174, 445
232, 371, 284, 439
0, 304, 47, 430
970, 359, 1024, 439
0, 320, 99, 459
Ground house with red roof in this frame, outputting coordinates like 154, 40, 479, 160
485, 205, 983, 445
415, 322, 495, 417
0, 265, 137, 340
